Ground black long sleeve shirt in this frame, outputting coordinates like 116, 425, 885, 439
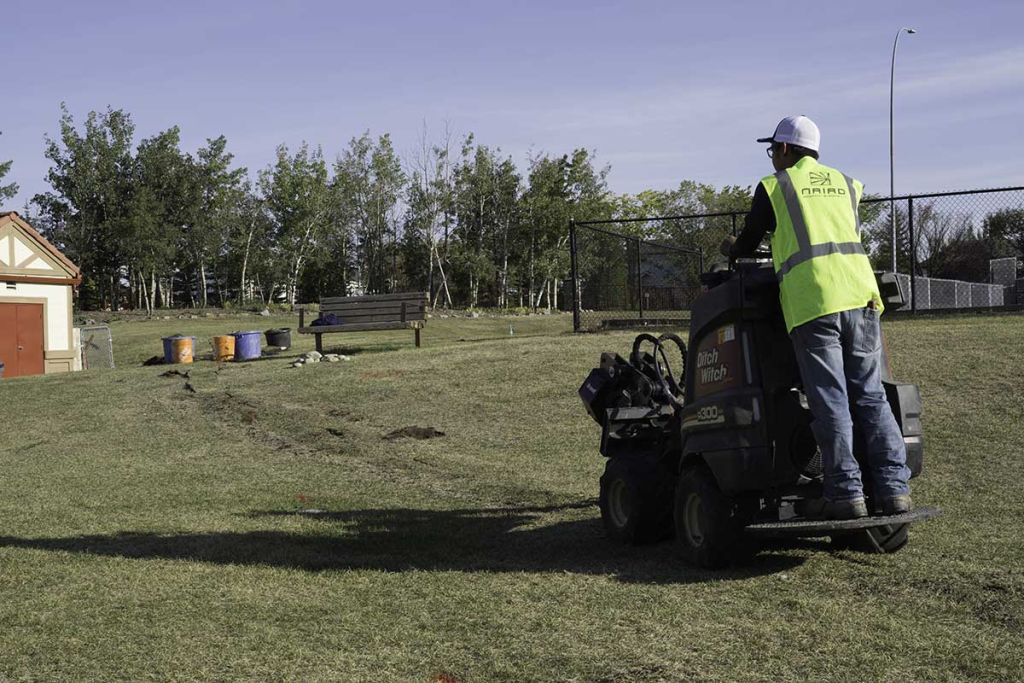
729, 181, 776, 258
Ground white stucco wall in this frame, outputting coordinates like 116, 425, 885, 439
0, 282, 71, 351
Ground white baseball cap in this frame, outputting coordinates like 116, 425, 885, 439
757, 115, 820, 153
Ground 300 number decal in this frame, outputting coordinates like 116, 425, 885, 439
697, 406, 720, 422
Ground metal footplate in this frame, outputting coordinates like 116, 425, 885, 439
744, 506, 941, 538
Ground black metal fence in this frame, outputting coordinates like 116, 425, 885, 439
569, 219, 704, 332
569, 186, 1024, 331
861, 187, 1024, 312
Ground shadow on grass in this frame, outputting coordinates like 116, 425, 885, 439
0, 502, 812, 584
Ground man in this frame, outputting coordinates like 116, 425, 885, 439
724, 115, 911, 520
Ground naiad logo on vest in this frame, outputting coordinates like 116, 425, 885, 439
809, 171, 832, 186
801, 186, 847, 197
803, 171, 844, 195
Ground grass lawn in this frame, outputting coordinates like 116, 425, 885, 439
1, 310, 1022, 682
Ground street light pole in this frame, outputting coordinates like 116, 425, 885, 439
890, 26, 916, 274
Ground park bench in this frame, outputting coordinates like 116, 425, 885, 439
297, 292, 428, 352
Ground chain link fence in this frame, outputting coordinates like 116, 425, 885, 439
569, 186, 1024, 331
859, 187, 1024, 311
569, 220, 703, 331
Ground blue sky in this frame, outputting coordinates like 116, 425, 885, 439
3, 0, 1023, 210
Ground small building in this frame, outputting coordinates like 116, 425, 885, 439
0, 212, 82, 377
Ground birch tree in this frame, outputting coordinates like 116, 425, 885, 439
259, 143, 329, 304
192, 136, 247, 307
403, 124, 455, 308
520, 149, 612, 310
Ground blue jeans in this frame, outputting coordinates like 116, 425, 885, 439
790, 307, 911, 502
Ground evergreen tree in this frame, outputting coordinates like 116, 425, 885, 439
0, 132, 18, 204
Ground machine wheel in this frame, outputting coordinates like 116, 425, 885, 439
599, 456, 673, 545
673, 463, 755, 568
831, 523, 909, 553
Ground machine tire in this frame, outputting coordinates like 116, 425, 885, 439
831, 523, 909, 553
599, 456, 673, 545
673, 462, 755, 568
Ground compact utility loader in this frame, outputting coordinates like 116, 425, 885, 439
579, 250, 939, 568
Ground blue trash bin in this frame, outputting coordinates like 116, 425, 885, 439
232, 331, 262, 361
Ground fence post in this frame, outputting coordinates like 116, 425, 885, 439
908, 197, 916, 314
636, 237, 644, 320
731, 214, 737, 237
699, 247, 704, 276
569, 220, 580, 332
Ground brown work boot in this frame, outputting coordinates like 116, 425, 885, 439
806, 497, 869, 520
877, 494, 913, 515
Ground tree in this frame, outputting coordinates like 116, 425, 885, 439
191, 136, 248, 306
130, 127, 194, 311
402, 123, 456, 308
863, 203, 910, 274
983, 208, 1024, 258
865, 200, 996, 281
651, 181, 751, 262
27, 105, 818, 313
331, 134, 372, 296
0, 133, 18, 204
33, 105, 136, 309
452, 137, 521, 307
520, 149, 613, 310
489, 154, 521, 308
332, 133, 405, 295
231, 188, 278, 305
367, 134, 405, 293
259, 143, 329, 304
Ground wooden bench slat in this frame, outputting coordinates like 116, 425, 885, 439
321, 299, 427, 309
320, 307, 426, 316
320, 307, 425, 317
298, 320, 425, 334
320, 292, 428, 305
315, 312, 426, 324
320, 302, 426, 315
321, 312, 426, 320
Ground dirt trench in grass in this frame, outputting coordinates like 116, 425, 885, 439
161, 380, 497, 506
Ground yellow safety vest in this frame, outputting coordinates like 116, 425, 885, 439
761, 157, 883, 332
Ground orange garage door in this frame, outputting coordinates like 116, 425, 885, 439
0, 302, 45, 378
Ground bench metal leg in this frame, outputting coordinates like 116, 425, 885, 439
415, 328, 421, 348
316, 334, 323, 354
